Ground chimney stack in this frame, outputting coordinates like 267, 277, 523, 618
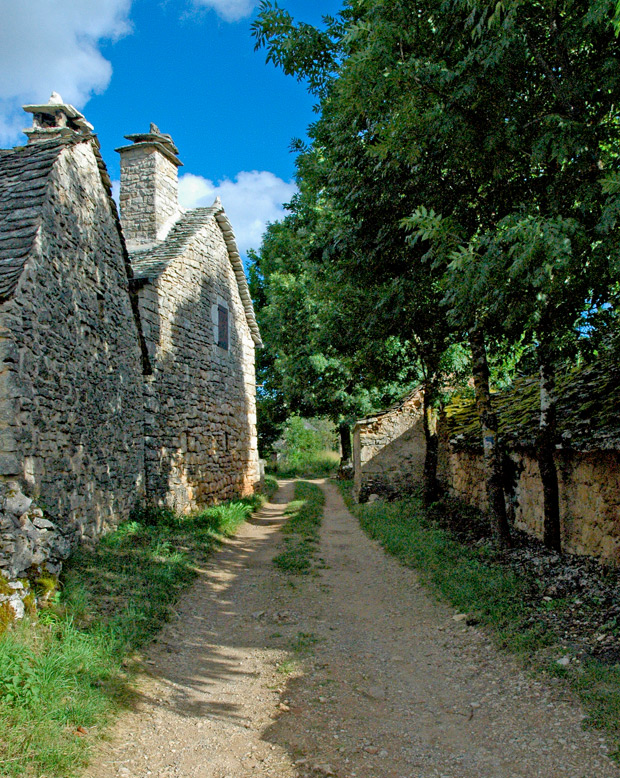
116, 123, 183, 251
22, 92, 94, 143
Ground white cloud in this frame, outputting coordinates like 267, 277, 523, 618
0, 0, 133, 144
191, 0, 256, 22
178, 171, 296, 254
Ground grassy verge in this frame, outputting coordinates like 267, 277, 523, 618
259, 473, 279, 501
267, 450, 340, 479
273, 482, 325, 574
339, 482, 620, 754
0, 493, 265, 778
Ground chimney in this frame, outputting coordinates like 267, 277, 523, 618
115, 123, 183, 250
22, 92, 94, 143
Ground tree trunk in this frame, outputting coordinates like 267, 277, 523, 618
339, 422, 352, 463
537, 352, 561, 552
422, 377, 439, 506
469, 329, 512, 547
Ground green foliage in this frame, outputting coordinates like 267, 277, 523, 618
270, 416, 340, 478
0, 495, 260, 777
253, 0, 620, 420
273, 481, 324, 574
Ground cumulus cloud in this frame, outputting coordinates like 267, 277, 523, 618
191, 0, 256, 22
0, 0, 133, 144
178, 171, 296, 254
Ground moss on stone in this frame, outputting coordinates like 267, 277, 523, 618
0, 601, 15, 630
444, 357, 620, 452
0, 574, 14, 597
33, 575, 58, 601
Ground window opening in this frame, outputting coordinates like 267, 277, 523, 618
217, 304, 229, 350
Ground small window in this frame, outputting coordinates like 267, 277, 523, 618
217, 304, 229, 350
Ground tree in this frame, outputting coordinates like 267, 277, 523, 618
253, 0, 620, 545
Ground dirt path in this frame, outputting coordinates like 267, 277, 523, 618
89, 480, 619, 778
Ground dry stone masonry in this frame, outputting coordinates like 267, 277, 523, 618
0, 95, 261, 613
353, 388, 426, 502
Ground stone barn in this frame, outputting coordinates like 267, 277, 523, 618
0, 95, 146, 581
117, 125, 262, 510
353, 387, 426, 502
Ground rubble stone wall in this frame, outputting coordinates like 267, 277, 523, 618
442, 445, 620, 563
0, 142, 145, 584
138, 218, 259, 511
353, 389, 425, 502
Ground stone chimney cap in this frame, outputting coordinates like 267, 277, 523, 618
116, 123, 182, 167
22, 92, 93, 131
123, 123, 179, 155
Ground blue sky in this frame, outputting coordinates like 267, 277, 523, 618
0, 0, 342, 255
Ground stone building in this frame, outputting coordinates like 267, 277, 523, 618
0, 97, 262, 613
353, 387, 426, 502
0, 94, 146, 589
117, 125, 262, 510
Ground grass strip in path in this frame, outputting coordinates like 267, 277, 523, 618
0, 484, 276, 778
339, 482, 620, 758
273, 481, 325, 575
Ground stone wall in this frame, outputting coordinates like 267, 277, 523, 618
353, 388, 425, 502
138, 218, 259, 510
0, 142, 145, 583
441, 444, 620, 563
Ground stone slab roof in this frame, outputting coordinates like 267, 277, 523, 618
354, 386, 424, 429
444, 356, 620, 452
130, 199, 262, 347
0, 139, 67, 301
0, 135, 128, 305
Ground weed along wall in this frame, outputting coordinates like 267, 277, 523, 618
353, 388, 426, 502
0, 97, 261, 617
354, 369, 620, 565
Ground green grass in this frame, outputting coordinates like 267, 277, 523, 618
339, 482, 620, 752
268, 450, 340, 479
273, 482, 325, 574
0, 493, 264, 778
258, 473, 279, 501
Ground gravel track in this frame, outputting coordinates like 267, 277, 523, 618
88, 479, 619, 778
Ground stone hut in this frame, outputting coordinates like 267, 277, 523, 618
117, 125, 262, 510
0, 94, 146, 586
353, 361, 620, 564
353, 387, 426, 502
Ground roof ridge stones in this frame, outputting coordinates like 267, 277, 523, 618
130, 197, 263, 347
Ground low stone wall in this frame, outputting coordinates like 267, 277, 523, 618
353, 388, 425, 502
441, 445, 620, 564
